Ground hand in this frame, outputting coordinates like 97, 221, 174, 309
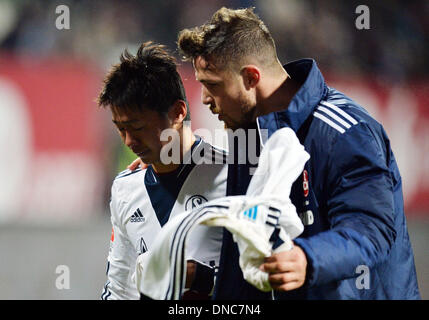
183, 260, 214, 300
185, 261, 196, 288
127, 158, 148, 171
260, 243, 307, 291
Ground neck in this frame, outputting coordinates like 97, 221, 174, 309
152, 125, 195, 174
255, 67, 301, 118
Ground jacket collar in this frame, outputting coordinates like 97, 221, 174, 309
257, 59, 327, 141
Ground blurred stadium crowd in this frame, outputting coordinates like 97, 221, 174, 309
1, 0, 428, 219
0, 0, 427, 82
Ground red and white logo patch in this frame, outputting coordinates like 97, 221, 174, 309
303, 170, 309, 197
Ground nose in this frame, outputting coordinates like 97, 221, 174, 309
124, 131, 138, 149
201, 86, 213, 106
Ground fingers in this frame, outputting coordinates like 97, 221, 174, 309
259, 245, 308, 292
270, 272, 304, 291
127, 158, 140, 170
264, 268, 306, 292
127, 158, 148, 171
260, 261, 295, 273
268, 271, 297, 284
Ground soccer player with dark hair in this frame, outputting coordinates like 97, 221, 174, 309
98, 42, 227, 300
176, 7, 420, 300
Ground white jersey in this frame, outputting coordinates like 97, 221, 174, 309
134, 128, 308, 299
101, 138, 227, 300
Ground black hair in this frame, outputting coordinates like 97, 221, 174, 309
98, 41, 190, 120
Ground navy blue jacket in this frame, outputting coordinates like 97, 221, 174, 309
214, 59, 420, 300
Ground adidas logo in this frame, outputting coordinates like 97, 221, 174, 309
130, 208, 145, 223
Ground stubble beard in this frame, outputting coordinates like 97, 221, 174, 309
237, 92, 257, 129
217, 92, 256, 130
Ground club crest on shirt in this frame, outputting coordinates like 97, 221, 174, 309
185, 195, 208, 210
303, 170, 309, 197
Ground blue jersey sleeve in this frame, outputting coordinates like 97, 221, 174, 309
294, 122, 397, 287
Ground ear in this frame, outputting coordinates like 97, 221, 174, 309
241, 65, 260, 89
168, 100, 187, 127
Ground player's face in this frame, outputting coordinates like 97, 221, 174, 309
194, 56, 255, 130
111, 107, 171, 165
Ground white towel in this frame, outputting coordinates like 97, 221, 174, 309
135, 127, 310, 299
